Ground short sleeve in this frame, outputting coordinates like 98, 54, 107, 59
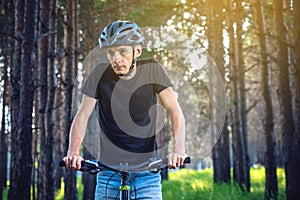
81, 63, 108, 99
153, 62, 172, 93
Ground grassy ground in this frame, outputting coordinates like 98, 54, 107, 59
3, 167, 286, 200
162, 167, 286, 200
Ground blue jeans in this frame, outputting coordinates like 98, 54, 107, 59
94, 170, 162, 200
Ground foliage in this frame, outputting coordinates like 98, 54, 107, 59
125, 0, 177, 26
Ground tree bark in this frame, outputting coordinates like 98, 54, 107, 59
8, 0, 37, 199
63, 0, 77, 199
236, 0, 250, 192
284, 0, 300, 199
207, 0, 230, 184
54, 5, 64, 191
9, 0, 24, 198
274, 1, 296, 200
255, 0, 278, 199
37, 0, 50, 199
44, 0, 57, 198
227, 0, 248, 191
0, 0, 12, 194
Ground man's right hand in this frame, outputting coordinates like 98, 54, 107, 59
63, 153, 84, 170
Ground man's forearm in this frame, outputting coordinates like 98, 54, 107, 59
170, 110, 186, 155
67, 116, 88, 155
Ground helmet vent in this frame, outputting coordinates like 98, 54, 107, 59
109, 27, 115, 37
131, 35, 139, 40
118, 35, 127, 41
117, 22, 123, 28
119, 27, 132, 34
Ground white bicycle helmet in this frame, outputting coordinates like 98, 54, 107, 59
99, 20, 144, 48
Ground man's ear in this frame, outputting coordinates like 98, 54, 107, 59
135, 44, 143, 58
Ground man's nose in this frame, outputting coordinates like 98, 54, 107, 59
111, 51, 122, 61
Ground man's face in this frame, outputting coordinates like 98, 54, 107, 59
106, 46, 134, 75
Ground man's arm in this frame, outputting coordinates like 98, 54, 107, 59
63, 94, 97, 170
158, 87, 187, 168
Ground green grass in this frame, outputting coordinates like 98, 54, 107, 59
162, 167, 286, 200
55, 177, 84, 200
2, 168, 286, 200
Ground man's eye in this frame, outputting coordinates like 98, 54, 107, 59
119, 49, 127, 55
107, 51, 114, 56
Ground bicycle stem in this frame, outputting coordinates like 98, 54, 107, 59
120, 172, 130, 200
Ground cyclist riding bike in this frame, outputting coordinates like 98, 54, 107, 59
63, 20, 187, 200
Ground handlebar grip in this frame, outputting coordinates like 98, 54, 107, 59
59, 160, 86, 167
162, 156, 191, 165
59, 160, 66, 167
184, 157, 191, 163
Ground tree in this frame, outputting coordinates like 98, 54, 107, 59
227, 0, 250, 191
37, 0, 57, 199
0, 0, 14, 196
284, 0, 300, 199
207, 0, 230, 184
46, 0, 57, 196
8, 0, 37, 199
273, 1, 296, 199
235, 0, 251, 192
62, 0, 77, 199
255, 0, 278, 198
54, 2, 65, 191
8, 0, 23, 198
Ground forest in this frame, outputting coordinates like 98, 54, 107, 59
0, 0, 299, 199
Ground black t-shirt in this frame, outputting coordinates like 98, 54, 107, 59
82, 59, 172, 165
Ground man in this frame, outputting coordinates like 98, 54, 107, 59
64, 20, 186, 199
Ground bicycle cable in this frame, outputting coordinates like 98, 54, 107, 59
104, 172, 119, 200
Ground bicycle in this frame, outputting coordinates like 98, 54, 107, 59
59, 156, 190, 200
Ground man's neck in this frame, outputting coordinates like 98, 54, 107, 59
119, 66, 137, 80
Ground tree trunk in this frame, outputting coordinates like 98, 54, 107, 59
9, 0, 24, 198
54, 5, 64, 191
63, 0, 77, 199
207, 0, 230, 184
37, 0, 50, 199
44, 0, 57, 198
8, 0, 37, 199
227, 0, 247, 191
236, 0, 250, 192
0, 0, 12, 194
255, 0, 278, 199
285, 0, 300, 199
274, 1, 296, 200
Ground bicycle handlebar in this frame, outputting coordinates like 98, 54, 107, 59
59, 157, 190, 174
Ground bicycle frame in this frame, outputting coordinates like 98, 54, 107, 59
120, 172, 130, 200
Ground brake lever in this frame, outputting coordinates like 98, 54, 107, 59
148, 159, 164, 168
148, 159, 165, 173
81, 160, 99, 171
